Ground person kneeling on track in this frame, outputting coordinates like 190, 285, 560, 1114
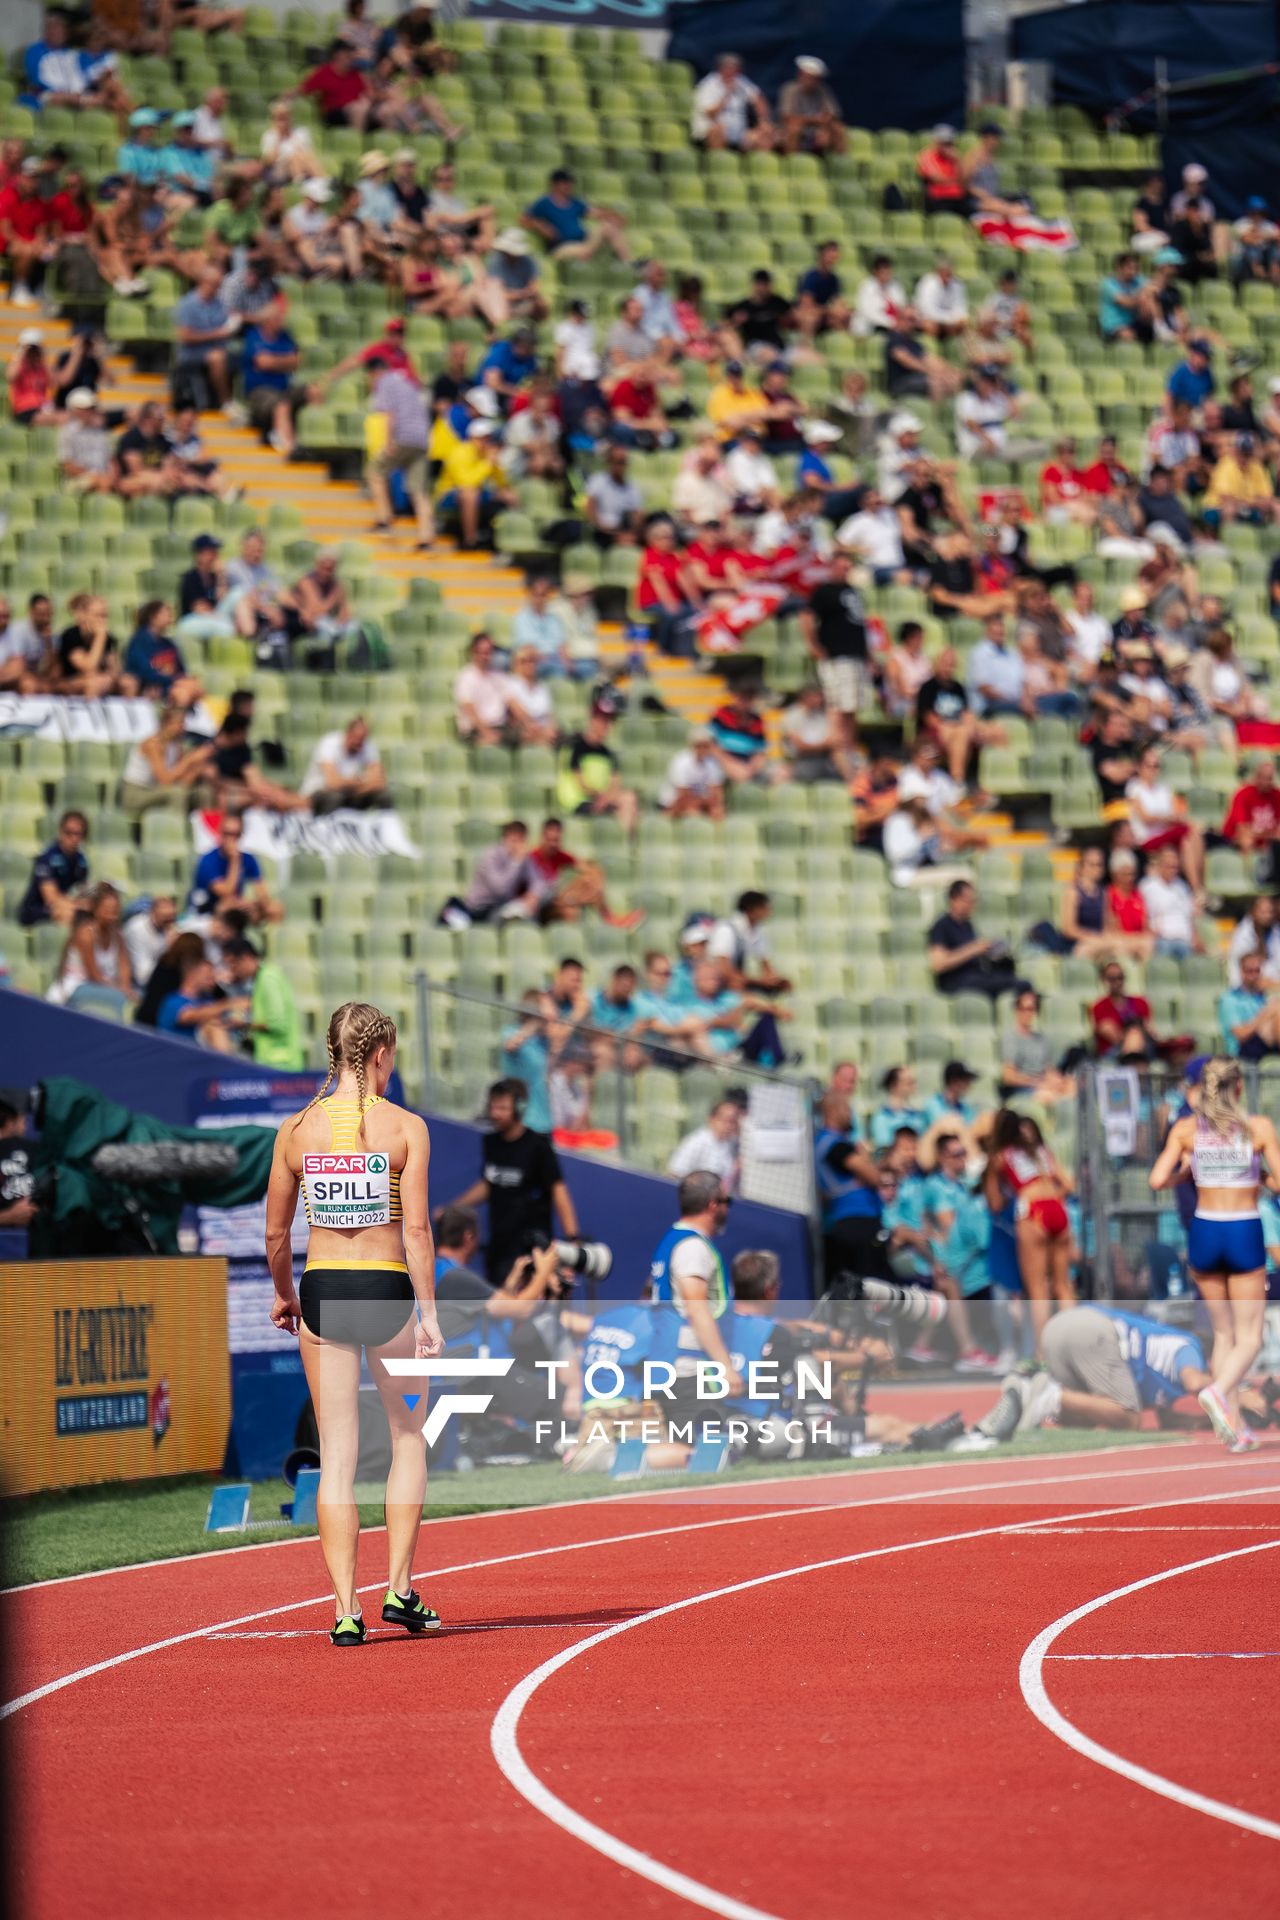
964, 1303, 1217, 1447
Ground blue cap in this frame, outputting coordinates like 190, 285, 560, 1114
128, 107, 162, 129
1184, 1054, 1210, 1086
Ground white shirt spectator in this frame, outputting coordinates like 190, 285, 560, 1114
0, 618, 48, 670
123, 911, 172, 985
1118, 672, 1174, 728
914, 270, 969, 328
260, 124, 316, 174
709, 910, 770, 972
1140, 869, 1196, 944
659, 746, 725, 809
585, 468, 644, 533
724, 443, 777, 507
877, 431, 920, 503
836, 505, 904, 572
851, 273, 906, 337
882, 807, 930, 886
667, 1124, 739, 1189
955, 387, 1010, 460
633, 281, 681, 344
453, 664, 508, 734
898, 763, 964, 818
967, 637, 1025, 714
690, 71, 765, 146
554, 315, 601, 382
192, 102, 227, 150
673, 464, 732, 526
1227, 915, 1280, 988
1066, 606, 1112, 669
504, 673, 555, 727
301, 726, 383, 799
1125, 773, 1178, 847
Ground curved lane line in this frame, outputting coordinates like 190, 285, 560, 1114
1019, 1539, 1280, 1843
490, 1480, 1280, 1920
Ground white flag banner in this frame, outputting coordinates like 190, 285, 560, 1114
190, 805, 419, 878
0, 694, 217, 743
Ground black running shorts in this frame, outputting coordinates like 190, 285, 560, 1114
299, 1265, 416, 1348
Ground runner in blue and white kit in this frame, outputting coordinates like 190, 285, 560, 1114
1150, 1054, 1280, 1450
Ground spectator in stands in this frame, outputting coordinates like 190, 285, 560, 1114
188, 814, 282, 924
0, 161, 53, 309
1230, 197, 1279, 287
967, 611, 1028, 716
927, 879, 1015, 1001
210, 709, 310, 815
119, 701, 214, 817
668, 1097, 742, 1189
709, 682, 776, 789
17, 808, 88, 928
55, 593, 129, 697
365, 349, 433, 548
660, 725, 726, 820
173, 263, 237, 412
287, 550, 359, 661
441, 820, 538, 929
583, 446, 644, 547
7, 327, 54, 425
1105, 848, 1154, 958
608, 357, 678, 453
835, 485, 911, 585
47, 882, 134, 1016
981, 267, 1034, 356
781, 682, 847, 785
868, 1066, 927, 1149
779, 56, 846, 156
851, 253, 907, 338
1089, 961, 1155, 1057
1167, 336, 1215, 411
502, 645, 558, 748
157, 948, 248, 1053
914, 254, 968, 341
1222, 753, 1280, 886
56, 387, 114, 493
1203, 433, 1276, 531
916, 125, 966, 215
1168, 163, 1217, 282
1218, 949, 1280, 1061
723, 426, 779, 514
637, 517, 702, 657
241, 305, 307, 456
1126, 743, 1205, 890
528, 818, 642, 931
725, 270, 794, 357
690, 52, 774, 152
884, 307, 963, 402
123, 896, 178, 988
259, 98, 319, 186
223, 938, 304, 1070
630, 258, 681, 352
124, 600, 198, 702
1227, 895, 1280, 988
434, 416, 517, 552
709, 891, 789, 998
454, 631, 511, 745
883, 796, 977, 891
222, 528, 297, 662
508, 575, 570, 681
1098, 252, 1149, 343
486, 227, 548, 325
1140, 843, 1202, 958
521, 166, 630, 263
23, 14, 129, 117
556, 695, 639, 834
999, 987, 1076, 1105
300, 715, 388, 815
962, 124, 1024, 218
0, 592, 53, 693
296, 39, 374, 130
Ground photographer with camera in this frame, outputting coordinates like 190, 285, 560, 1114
451, 1078, 581, 1285
647, 1169, 744, 1398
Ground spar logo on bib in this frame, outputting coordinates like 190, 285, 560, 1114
303, 1152, 393, 1228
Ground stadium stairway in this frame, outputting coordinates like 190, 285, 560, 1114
1, 298, 714, 721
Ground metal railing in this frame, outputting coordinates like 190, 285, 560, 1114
414, 973, 818, 1215
1075, 1060, 1280, 1294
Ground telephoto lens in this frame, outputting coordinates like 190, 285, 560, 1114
553, 1240, 613, 1280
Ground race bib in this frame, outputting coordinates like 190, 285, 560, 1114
303, 1153, 392, 1228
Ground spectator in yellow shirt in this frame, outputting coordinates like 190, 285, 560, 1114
706, 359, 768, 442
1204, 432, 1276, 530
433, 417, 518, 549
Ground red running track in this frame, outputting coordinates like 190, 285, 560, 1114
4, 1440, 1279, 1920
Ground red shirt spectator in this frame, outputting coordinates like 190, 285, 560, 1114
0, 180, 49, 249
300, 58, 367, 120
1090, 986, 1153, 1055
610, 376, 661, 423
685, 535, 737, 584
1223, 770, 1280, 848
1106, 880, 1147, 936
1079, 443, 1132, 496
916, 130, 965, 208
637, 542, 684, 610
357, 335, 416, 381
1040, 451, 1087, 514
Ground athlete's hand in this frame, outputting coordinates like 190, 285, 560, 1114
270, 1287, 301, 1336
415, 1310, 445, 1359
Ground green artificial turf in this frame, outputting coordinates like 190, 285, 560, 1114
0, 1427, 1180, 1588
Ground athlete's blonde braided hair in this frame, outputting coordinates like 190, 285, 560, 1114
291, 1001, 398, 1141
1199, 1055, 1248, 1141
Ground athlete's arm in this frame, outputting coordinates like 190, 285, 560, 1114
1149, 1119, 1192, 1191
1254, 1114, 1280, 1193
265, 1121, 302, 1333
402, 1115, 443, 1358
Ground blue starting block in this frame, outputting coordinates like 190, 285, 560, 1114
279, 1466, 321, 1526
205, 1483, 251, 1532
609, 1437, 648, 1479
687, 1435, 730, 1475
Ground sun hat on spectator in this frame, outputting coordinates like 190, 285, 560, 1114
888, 410, 923, 436
802, 420, 842, 445
931, 124, 956, 143
66, 388, 97, 410
358, 151, 390, 176
465, 386, 500, 418
1118, 586, 1149, 613
679, 912, 716, 950
18, 328, 42, 347
563, 572, 595, 595
495, 227, 531, 255
796, 56, 828, 76
467, 419, 498, 438
20, 156, 43, 175
1183, 162, 1208, 183
302, 179, 332, 202
393, 148, 416, 165
1162, 642, 1190, 671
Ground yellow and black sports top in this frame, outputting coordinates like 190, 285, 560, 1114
300, 1095, 403, 1229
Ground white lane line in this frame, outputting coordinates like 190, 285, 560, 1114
1049, 1651, 1280, 1661
0, 1437, 1198, 1595
1, 1453, 1245, 1720
489, 1479, 1280, 1920
1014, 1524, 1280, 1534
1020, 1540, 1280, 1843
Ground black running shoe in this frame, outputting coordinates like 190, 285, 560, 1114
381, 1587, 441, 1635
330, 1613, 366, 1648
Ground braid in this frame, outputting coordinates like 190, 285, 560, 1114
355, 1051, 369, 1141
289, 1025, 338, 1135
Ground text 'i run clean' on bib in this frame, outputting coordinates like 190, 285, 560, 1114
303, 1152, 393, 1228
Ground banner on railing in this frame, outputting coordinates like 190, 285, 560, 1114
0, 694, 216, 744
190, 805, 419, 876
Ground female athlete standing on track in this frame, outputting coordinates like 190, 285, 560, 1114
1150, 1054, 1280, 1450
984, 1109, 1076, 1348
266, 1002, 445, 1646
